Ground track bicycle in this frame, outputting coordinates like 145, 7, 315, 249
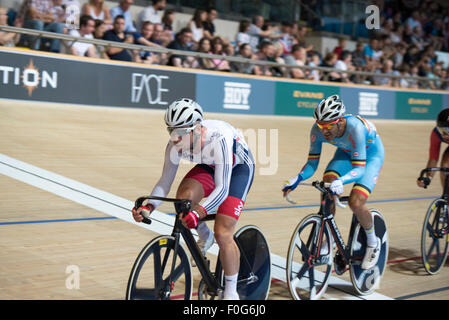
126, 196, 271, 300
285, 181, 388, 300
418, 168, 449, 275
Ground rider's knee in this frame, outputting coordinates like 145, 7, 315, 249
214, 228, 233, 247
348, 194, 365, 213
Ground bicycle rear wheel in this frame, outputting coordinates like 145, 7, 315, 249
349, 209, 388, 295
286, 214, 333, 300
421, 199, 449, 275
126, 235, 193, 300
231, 225, 271, 300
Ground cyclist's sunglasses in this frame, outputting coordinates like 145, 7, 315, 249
167, 125, 197, 137
438, 126, 449, 136
316, 118, 340, 130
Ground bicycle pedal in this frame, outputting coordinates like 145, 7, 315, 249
333, 252, 346, 275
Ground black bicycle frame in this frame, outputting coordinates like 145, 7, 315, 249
313, 185, 359, 266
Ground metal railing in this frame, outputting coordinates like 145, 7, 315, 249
1, 25, 448, 90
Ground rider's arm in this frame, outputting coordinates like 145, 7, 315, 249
200, 137, 234, 214
427, 129, 442, 178
148, 143, 180, 209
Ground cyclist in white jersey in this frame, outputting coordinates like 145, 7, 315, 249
132, 98, 255, 300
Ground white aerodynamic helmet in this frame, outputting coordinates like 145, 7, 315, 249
314, 94, 346, 122
165, 98, 203, 128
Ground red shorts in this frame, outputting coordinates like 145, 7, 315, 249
184, 163, 254, 220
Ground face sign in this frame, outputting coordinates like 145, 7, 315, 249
316, 118, 341, 141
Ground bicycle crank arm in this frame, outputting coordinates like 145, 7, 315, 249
237, 273, 259, 285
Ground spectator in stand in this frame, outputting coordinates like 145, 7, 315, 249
18, 0, 65, 52
253, 40, 275, 76
93, 19, 108, 58
307, 51, 321, 81
284, 44, 308, 79
427, 63, 443, 90
333, 37, 346, 60
188, 8, 207, 44
202, 7, 217, 40
208, 36, 230, 72
247, 15, 284, 53
440, 68, 449, 90
196, 37, 213, 70
271, 41, 287, 77
334, 50, 354, 83
390, 23, 405, 45
167, 27, 197, 68
320, 51, 341, 82
411, 25, 428, 51
69, 14, 97, 57
278, 21, 296, 56
137, 0, 165, 30
236, 19, 251, 49
408, 64, 420, 88
161, 9, 175, 42
110, 0, 136, 33
398, 64, 411, 88
230, 43, 255, 74
373, 59, 399, 87
0, 6, 22, 47
82, 0, 112, 27
393, 43, 407, 69
406, 10, 422, 31
103, 15, 133, 61
133, 21, 162, 64
352, 41, 366, 69
52, 0, 66, 24
294, 24, 313, 52
363, 37, 382, 66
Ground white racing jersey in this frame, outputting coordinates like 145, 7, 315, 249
148, 120, 252, 213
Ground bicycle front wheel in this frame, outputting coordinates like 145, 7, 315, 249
349, 209, 388, 296
126, 235, 193, 300
421, 199, 449, 275
286, 214, 333, 300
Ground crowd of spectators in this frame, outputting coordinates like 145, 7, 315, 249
1, 0, 449, 90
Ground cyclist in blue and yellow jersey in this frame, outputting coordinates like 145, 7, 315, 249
282, 94, 385, 270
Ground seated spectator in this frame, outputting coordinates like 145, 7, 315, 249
352, 41, 366, 68
188, 8, 207, 44
284, 44, 308, 79
161, 9, 175, 42
208, 36, 231, 72
110, 0, 136, 33
248, 15, 284, 53
167, 27, 197, 68
230, 43, 255, 74
363, 37, 382, 66
18, 0, 65, 52
320, 52, 341, 82
307, 52, 321, 81
133, 21, 162, 64
52, 0, 66, 24
373, 59, 399, 87
103, 15, 133, 61
69, 14, 97, 57
196, 37, 214, 69
294, 24, 313, 52
236, 19, 251, 49
408, 64, 420, 88
82, 0, 112, 27
278, 21, 296, 56
202, 7, 217, 40
398, 64, 411, 88
93, 19, 108, 58
390, 23, 405, 45
0, 6, 22, 47
427, 64, 443, 90
137, 0, 165, 31
253, 40, 275, 76
406, 10, 422, 31
334, 50, 354, 83
333, 37, 346, 60
393, 43, 407, 69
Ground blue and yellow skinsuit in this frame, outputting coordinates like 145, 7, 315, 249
299, 114, 385, 198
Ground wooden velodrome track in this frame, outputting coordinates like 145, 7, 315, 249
1, 97, 449, 300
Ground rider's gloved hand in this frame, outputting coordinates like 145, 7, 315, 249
132, 200, 153, 223
183, 210, 200, 228
282, 174, 303, 193
330, 179, 344, 195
